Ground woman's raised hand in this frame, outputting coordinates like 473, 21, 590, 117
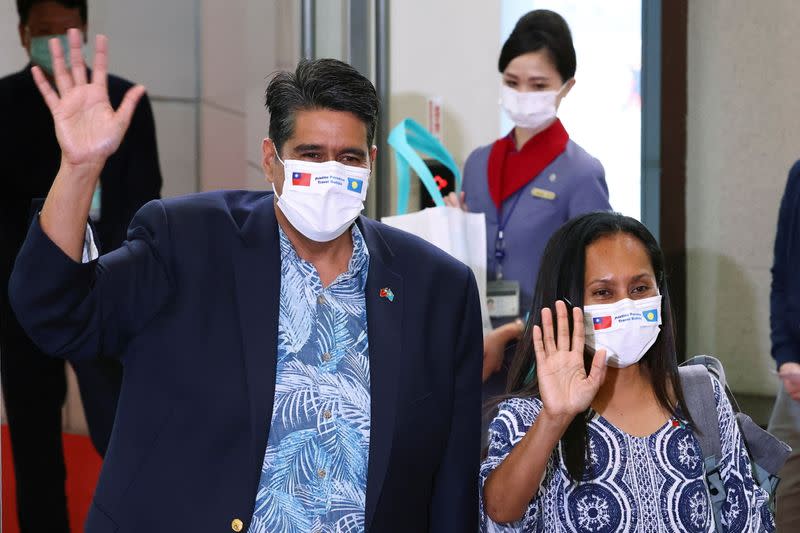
32, 29, 145, 171
532, 300, 608, 421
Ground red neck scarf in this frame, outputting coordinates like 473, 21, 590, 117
487, 119, 569, 210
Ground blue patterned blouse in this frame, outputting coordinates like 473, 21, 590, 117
480, 376, 774, 532
248, 226, 371, 533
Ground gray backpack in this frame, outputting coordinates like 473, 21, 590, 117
679, 355, 791, 531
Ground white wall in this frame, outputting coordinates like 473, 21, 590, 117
686, 0, 800, 396
200, 0, 246, 191
200, 0, 299, 192
0, 10, 27, 73
388, 0, 501, 213
89, 0, 199, 199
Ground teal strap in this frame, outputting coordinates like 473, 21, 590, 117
387, 118, 462, 215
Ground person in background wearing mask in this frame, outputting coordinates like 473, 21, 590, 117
767, 160, 800, 531
446, 10, 611, 420
9, 32, 482, 532
0, 1, 161, 531
480, 212, 773, 531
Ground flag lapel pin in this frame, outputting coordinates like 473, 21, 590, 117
379, 287, 395, 302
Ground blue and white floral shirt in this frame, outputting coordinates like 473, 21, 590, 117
249, 225, 371, 533
480, 376, 774, 532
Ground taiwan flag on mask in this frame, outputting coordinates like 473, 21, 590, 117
292, 172, 311, 186
592, 316, 612, 330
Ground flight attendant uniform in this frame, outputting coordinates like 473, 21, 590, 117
462, 119, 611, 401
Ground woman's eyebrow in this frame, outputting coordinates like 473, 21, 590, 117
587, 276, 613, 285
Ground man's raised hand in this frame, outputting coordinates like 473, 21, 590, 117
32, 29, 145, 171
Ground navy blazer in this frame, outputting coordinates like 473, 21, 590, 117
9, 191, 483, 532
771, 160, 800, 368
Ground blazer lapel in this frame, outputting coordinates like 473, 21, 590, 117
359, 217, 404, 531
231, 195, 281, 489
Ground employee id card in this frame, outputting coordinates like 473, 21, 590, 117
486, 279, 520, 318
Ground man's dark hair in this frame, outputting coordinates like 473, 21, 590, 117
498, 9, 576, 83
266, 58, 379, 155
17, 0, 87, 25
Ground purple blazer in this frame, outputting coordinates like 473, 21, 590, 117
463, 139, 611, 319
463, 139, 611, 399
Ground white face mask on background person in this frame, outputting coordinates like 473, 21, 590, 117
583, 295, 663, 368
499, 84, 564, 130
273, 154, 371, 242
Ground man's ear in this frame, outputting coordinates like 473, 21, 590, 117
369, 145, 377, 168
263, 138, 287, 195
262, 138, 278, 184
19, 24, 28, 50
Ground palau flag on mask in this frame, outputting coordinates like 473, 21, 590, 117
642, 309, 659, 323
347, 177, 364, 194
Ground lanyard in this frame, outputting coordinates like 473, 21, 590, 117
494, 189, 524, 280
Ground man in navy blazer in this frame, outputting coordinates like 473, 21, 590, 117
10, 31, 482, 532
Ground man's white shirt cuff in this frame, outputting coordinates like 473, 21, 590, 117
82, 223, 99, 263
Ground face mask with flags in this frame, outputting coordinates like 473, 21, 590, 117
274, 154, 370, 242
583, 295, 662, 368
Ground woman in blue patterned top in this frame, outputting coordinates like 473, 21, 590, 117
480, 212, 773, 532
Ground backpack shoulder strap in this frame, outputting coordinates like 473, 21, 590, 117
691, 354, 742, 412
678, 365, 722, 461
679, 364, 727, 532
678, 360, 726, 532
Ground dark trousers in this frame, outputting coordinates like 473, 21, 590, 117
1, 325, 121, 533
769, 385, 800, 532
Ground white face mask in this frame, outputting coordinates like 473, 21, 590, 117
499, 84, 564, 130
583, 295, 662, 368
274, 154, 370, 242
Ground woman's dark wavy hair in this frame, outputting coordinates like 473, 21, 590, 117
502, 211, 693, 481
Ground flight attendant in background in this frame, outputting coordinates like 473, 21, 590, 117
447, 9, 611, 424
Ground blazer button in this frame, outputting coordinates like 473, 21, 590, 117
231, 518, 244, 532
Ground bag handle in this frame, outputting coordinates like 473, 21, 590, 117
387, 118, 462, 215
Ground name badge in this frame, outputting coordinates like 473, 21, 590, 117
531, 187, 556, 200
486, 280, 520, 318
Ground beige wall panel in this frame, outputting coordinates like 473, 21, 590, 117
686, 0, 800, 395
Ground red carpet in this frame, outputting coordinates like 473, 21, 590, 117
2, 424, 102, 532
